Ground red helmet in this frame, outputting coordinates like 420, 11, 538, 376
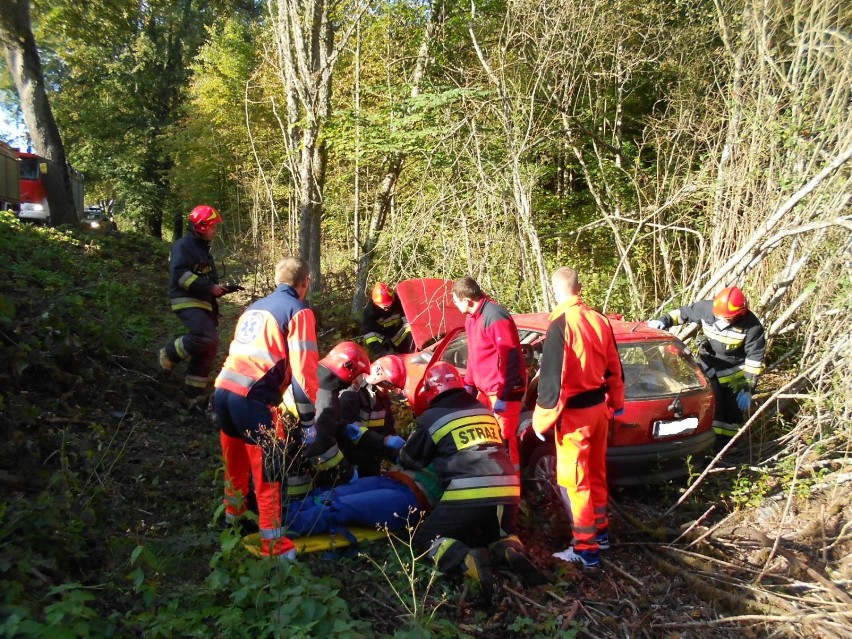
189, 205, 223, 232
371, 282, 395, 309
320, 341, 371, 384
712, 286, 748, 319
365, 355, 406, 389
415, 362, 464, 408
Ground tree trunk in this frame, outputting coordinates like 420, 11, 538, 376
273, 0, 357, 293
350, 1, 440, 316
0, 0, 77, 225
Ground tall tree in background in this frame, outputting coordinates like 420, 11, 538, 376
0, 0, 78, 224
270, 0, 364, 290
41, 0, 243, 238
350, 0, 441, 314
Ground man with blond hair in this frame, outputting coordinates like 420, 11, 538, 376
531, 267, 624, 570
213, 257, 319, 558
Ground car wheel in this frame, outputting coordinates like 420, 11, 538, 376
523, 442, 560, 505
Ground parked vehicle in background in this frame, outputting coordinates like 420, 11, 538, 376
15, 150, 84, 224
81, 206, 117, 233
0, 141, 20, 212
387, 279, 717, 496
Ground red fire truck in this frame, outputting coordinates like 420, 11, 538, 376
0, 141, 19, 212
16, 151, 84, 224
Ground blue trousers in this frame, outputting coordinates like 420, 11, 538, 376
285, 476, 422, 536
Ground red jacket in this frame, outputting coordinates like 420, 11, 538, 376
464, 297, 526, 401
533, 296, 624, 435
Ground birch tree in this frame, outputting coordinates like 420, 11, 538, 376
270, 0, 364, 290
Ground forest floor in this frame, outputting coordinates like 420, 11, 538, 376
1, 215, 849, 638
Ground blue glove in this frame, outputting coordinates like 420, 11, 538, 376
493, 398, 507, 414
384, 435, 405, 450
349, 468, 359, 484
464, 384, 477, 397
344, 423, 363, 443
613, 408, 624, 417
736, 390, 752, 412
302, 425, 317, 445
648, 319, 666, 330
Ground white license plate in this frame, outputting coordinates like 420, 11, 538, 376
652, 417, 698, 438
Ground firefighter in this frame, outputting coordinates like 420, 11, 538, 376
531, 267, 625, 570
338, 376, 406, 477
212, 257, 319, 558
297, 342, 373, 487
159, 204, 234, 400
362, 282, 414, 359
451, 277, 527, 471
648, 285, 766, 441
396, 362, 546, 599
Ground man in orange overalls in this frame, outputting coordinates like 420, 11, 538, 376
531, 267, 624, 570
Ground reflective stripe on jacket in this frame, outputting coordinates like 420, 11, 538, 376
362, 297, 412, 350
463, 297, 526, 401
340, 385, 394, 434
168, 231, 219, 311
399, 391, 519, 507
215, 285, 319, 406
660, 300, 766, 389
532, 295, 625, 437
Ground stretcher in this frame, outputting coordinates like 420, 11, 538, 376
242, 526, 391, 557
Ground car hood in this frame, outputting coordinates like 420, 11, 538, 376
395, 278, 466, 349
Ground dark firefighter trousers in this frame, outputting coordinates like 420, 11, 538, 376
413, 502, 519, 574
166, 307, 219, 393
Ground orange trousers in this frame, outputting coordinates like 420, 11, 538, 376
554, 403, 609, 551
485, 394, 522, 470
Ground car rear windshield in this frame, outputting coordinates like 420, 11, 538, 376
619, 341, 707, 399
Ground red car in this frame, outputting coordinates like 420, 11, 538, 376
388, 279, 716, 493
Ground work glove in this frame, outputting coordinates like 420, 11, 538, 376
647, 319, 666, 330
301, 425, 317, 445
736, 390, 752, 412
534, 429, 546, 442
613, 408, 624, 417
349, 468, 360, 484
493, 398, 507, 414
280, 548, 297, 561
344, 422, 364, 443
383, 435, 406, 451
464, 384, 477, 397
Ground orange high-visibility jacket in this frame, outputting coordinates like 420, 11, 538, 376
215, 285, 319, 406
532, 296, 625, 436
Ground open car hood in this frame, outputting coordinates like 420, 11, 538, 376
395, 278, 466, 350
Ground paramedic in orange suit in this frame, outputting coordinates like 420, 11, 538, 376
531, 267, 625, 570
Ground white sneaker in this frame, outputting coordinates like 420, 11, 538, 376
552, 546, 601, 569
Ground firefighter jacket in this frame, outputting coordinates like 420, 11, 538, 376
362, 297, 413, 358
399, 390, 520, 507
299, 365, 355, 484
464, 297, 527, 401
168, 230, 220, 313
656, 300, 766, 389
214, 285, 319, 407
532, 295, 625, 437
339, 385, 400, 471
340, 385, 395, 437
